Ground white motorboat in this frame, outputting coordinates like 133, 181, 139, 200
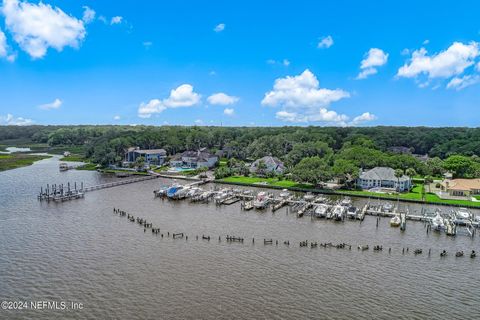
253, 191, 269, 209
279, 189, 291, 199
340, 197, 352, 207
390, 214, 401, 227
454, 208, 471, 225
154, 185, 170, 197
431, 212, 445, 231
383, 203, 394, 212
303, 192, 315, 201
173, 186, 190, 199
186, 187, 202, 198
346, 206, 358, 219
332, 204, 346, 221
314, 203, 329, 218
166, 185, 184, 199
314, 195, 327, 203
214, 189, 231, 203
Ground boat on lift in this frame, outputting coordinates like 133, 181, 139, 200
332, 204, 346, 221
454, 208, 471, 225
314, 203, 329, 219
186, 187, 202, 198
340, 197, 352, 207
166, 185, 184, 199
279, 189, 291, 199
390, 214, 401, 227
214, 188, 232, 203
253, 191, 270, 209
303, 192, 315, 202
383, 203, 394, 212
431, 211, 445, 231
346, 206, 358, 219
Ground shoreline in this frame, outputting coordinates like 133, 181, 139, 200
0, 153, 52, 172
213, 180, 480, 209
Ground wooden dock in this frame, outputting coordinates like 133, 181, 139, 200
38, 175, 160, 202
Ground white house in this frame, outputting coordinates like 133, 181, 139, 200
170, 149, 218, 169
357, 167, 411, 192
250, 156, 285, 175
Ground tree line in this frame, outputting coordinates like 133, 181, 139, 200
1, 125, 480, 184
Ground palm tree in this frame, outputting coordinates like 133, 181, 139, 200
405, 168, 416, 179
394, 169, 404, 192
424, 175, 434, 193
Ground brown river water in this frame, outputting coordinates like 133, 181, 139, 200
0, 156, 479, 319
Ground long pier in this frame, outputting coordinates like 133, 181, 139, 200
38, 175, 160, 201
82, 175, 159, 192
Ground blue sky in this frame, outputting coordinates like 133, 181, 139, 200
0, 0, 479, 126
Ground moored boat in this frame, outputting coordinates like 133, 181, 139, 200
314, 203, 329, 219
431, 211, 445, 231
390, 214, 401, 227
332, 204, 346, 221
166, 185, 184, 199
253, 191, 269, 209
346, 206, 358, 219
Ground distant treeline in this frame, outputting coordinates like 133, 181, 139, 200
1, 125, 480, 181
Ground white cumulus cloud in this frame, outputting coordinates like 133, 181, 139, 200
350, 112, 377, 125
207, 93, 239, 105
138, 84, 201, 118
446, 75, 480, 91
214, 23, 225, 32
356, 48, 388, 79
317, 35, 333, 49
82, 6, 95, 24
262, 69, 351, 124
0, 113, 33, 125
110, 16, 123, 25
113, 115, 121, 120
397, 41, 479, 80
38, 98, 62, 110
138, 99, 165, 119
2, 0, 86, 59
223, 108, 234, 116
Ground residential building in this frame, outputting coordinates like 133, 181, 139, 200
170, 149, 218, 169
124, 147, 167, 165
357, 167, 412, 192
440, 179, 480, 197
250, 156, 285, 175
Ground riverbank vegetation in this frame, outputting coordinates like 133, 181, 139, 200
0, 154, 51, 172
1, 125, 480, 182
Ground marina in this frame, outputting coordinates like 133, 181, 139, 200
151, 182, 480, 238
4, 157, 480, 319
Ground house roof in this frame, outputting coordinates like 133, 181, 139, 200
445, 179, 480, 191
127, 147, 166, 155
137, 149, 166, 155
171, 150, 218, 162
359, 167, 410, 182
251, 156, 285, 169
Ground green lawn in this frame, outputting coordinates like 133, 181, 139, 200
220, 176, 313, 189
0, 154, 51, 172
76, 163, 98, 171
59, 154, 86, 162
220, 176, 480, 208
337, 184, 480, 207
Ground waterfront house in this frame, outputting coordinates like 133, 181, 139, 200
440, 179, 480, 197
124, 147, 167, 165
170, 149, 218, 169
250, 156, 285, 175
357, 167, 412, 192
